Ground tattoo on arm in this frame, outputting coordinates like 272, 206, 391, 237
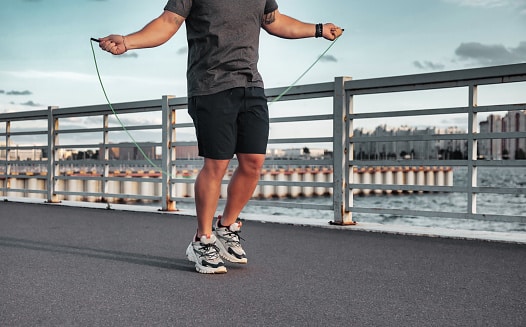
262, 11, 276, 25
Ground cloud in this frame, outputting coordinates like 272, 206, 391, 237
0, 90, 4, 94
443, 0, 515, 8
6, 90, 32, 95
20, 100, 42, 107
320, 54, 338, 63
413, 60, 445, 71
443, 0, 526, 15
454, 41, 526, 65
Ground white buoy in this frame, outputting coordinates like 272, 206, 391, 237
301, 168, 314, 197
435, 167, 445, 188
106, 172, 121, 203
383, 167, 393, 195
122, 170, 139, 203
326, 169, 334, 196
262, 169, 274, 199
425, 168, 435, 193
67, 177, 83, 201
276, 169, 288, 198
416, 167, 425, 194
288, 169, 301, 198
7, 175, 24, 198
361, 168, 372, 196
140, 171, 156, 203
405, 168, 415, 194
373, 168, 383, 195
394, 167, 404, 194
27, 174, 45, 199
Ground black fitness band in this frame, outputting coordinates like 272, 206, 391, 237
315, 23, 323, 38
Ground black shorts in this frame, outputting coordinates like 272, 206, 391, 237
188, 87, 269, 160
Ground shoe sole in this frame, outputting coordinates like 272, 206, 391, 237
185, 243, 227, 274
214, 240, 248, 264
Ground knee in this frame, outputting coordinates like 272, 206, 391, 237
238, 155, 265, 176
201, 160, 229, 180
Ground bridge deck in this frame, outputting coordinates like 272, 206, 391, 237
1, 201, 525, 326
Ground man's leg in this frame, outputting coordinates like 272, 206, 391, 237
220, 153, 265, 226
194, 158, 230, 237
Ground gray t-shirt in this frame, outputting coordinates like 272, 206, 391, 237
164, 0, 279, 97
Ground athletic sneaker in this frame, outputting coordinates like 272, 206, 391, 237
214, 216, 248, 264
186, 234, 227, 274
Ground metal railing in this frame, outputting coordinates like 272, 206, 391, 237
1, 63, 525, 226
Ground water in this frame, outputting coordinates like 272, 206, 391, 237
177, 166, 526, 233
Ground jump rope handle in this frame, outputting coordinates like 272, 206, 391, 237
91, 38, 100, 43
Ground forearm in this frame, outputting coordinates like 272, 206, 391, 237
125, 11, 183, 49
263, 10, 343, 41
266, 14, 316, 39
99, 10, 183, 55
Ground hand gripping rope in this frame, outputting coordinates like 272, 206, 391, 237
90, 35, 342, 177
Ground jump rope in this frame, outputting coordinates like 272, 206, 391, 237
89, 33, 342, 177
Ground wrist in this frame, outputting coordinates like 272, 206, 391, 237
315, 23, 323, 38
122, 35, 128, 51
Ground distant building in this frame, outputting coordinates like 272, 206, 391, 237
479, 111, 526, 159
352, 125, 467, 160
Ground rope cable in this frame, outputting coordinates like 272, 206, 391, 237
90, 35, 341, 176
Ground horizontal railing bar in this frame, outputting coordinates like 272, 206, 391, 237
349, 184, 463, 193
0, 131, 48, 137
172, 141, 198, 147
1, 174, 48, 179
269, 137, 333, 144
247, 199, 333, 210
349, 160, 466, 166
344, 63, 526, 93
173, 123, 195, 129
56, 159, 162, 166
54, 142, 160, 149
55, 176, 161, 183
350, 106, 468, 119
351, 133, 468, 142
350, 104, 526, 121
475, 132, 526, 140
1, 145, 47, 151
266, 82, 335, 100
473, 161, 526, 167
263, 159, 333, 166
52, 100, 164, 117
351, 131, 526, 143
0, 110, 48, 121
474, 103, 526, 113
473, 187, 526, 195
0, 188, 47, 194
270, 114, 334, 123
54, 191, 159, 200
56, 125, 162, 134
350, 206, 526, 223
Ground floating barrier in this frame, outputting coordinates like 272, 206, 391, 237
0, 166, 454, 203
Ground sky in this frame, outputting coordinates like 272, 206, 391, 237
1, 0, 525, 144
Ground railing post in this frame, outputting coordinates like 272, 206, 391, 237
331, 76, 355, 225
467, 85, 478, 217
5, 121, 11, 195
101, 114, 110, 204
161, 95, 176, 211
47, 106, 60, 203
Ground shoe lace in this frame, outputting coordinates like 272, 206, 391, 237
222, 229, 245, 247
197, 243, 221, 261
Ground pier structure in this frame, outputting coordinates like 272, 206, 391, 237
0, 166, 453, 203
1, 63, 525, 226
